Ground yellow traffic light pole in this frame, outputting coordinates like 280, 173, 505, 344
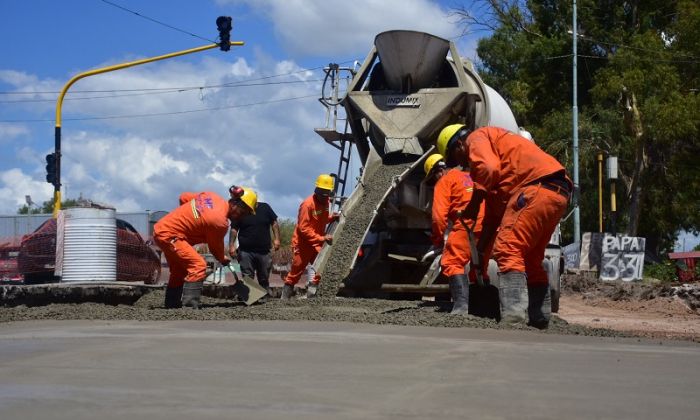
52, 40, 244, 217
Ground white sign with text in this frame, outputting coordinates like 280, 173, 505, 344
600, 234, 645, 281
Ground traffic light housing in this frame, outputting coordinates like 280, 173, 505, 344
216, 16, 232, 51
45, 152, 58, 187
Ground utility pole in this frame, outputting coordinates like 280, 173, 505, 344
51, 17, 243, 217
572, 0, 581, 243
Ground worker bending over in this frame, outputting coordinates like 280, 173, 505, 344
282, 174, 339, 299
437, 125, 571, 328
424, 154, 486, 315
154, 187, 257, 309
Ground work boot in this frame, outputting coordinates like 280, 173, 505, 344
448, 274, 469, 315
182, 280, 204, 309
164, 286, 183, 309
527, 285, 552, 330
281, 283, 295, 300
307, 282, 319, 298
498, 272, 529, 324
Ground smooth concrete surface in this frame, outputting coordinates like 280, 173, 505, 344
0, 320, 698, 420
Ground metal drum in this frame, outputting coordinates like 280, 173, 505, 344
60, 208, 117, 282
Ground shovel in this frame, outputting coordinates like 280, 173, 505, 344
458, 217, 485, 287
225, 264, 267, 306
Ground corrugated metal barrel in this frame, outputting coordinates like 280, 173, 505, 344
61, 208, 117, 282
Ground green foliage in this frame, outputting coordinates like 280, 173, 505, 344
644, 261, 678, 283
457, 0, 700, 256
277, 218, 296, 247
17, 198, 81, 214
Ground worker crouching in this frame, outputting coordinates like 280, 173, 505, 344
282, 174, 339, 300
425, 154, 489, 315
437, 125, 571, 328
154, 187, 258, 309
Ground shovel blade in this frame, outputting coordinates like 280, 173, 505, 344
226, 265, 267, 305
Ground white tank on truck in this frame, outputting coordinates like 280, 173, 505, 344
313, 30, 562, 312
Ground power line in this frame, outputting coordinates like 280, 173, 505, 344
0, 94, 319, 123
99, 0, 216, 43
0, 60, 355, 96
576, 33, 699, 60
0, 79, 324, 104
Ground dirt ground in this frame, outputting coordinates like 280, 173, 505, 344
557, 273, 700, 341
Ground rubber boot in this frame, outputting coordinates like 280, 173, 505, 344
527, 285, 551, 329
306, 282, 319, 298
281, 283, 295, 300
498, 272, 529, 324
448, 274, 469, 315
164, 286, 183, 309
182, 280, 204, 309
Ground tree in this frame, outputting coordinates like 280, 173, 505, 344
277, 218, 296, 247
17, 198, 83, 215
453, 0, 700, 257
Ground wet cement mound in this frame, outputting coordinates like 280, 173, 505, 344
318, 161, 411, 298
0, 288, 632, 340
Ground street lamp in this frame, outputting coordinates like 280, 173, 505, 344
572, 0, 581, 244
50, 17, 243, 217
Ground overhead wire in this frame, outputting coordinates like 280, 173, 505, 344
0, 94, 320, 123
0, 79, 325, 104
99, 0, 216, 43
0, 60, 357, 96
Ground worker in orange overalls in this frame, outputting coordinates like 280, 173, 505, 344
282, 174, 339, 300
437, 125, 571, 328
425, 154, 489, 315
154, 187, 257, 309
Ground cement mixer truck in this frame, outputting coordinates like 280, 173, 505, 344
313, 30, 563, 312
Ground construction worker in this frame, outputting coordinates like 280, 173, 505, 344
437, 125, 571, 328
228, 198, 281, 293
425, 154, 487, 315
154, 187, 258, 309
282, 174, 339, 299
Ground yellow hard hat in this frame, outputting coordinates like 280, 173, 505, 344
436, 123, 467, 156
239, 187, 257, 214
315, 174, 334, 191
423, 154, 445, 178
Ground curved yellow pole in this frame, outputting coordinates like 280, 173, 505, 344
52, 41, 244, 216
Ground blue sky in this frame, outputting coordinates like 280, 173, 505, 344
0, 0, 476, 219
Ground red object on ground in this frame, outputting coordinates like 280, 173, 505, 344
17, 218, 160, 284
668, 251, 700, 282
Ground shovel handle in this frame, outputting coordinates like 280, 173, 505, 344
458, 217, 485, 287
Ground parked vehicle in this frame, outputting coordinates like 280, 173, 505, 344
18, 218, 161, 284
0, 243, 23, 284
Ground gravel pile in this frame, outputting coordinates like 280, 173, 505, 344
318, 161, 411, 298
0, 287, 630, 339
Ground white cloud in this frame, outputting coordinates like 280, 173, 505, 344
0, 169, 54, 213
1, 0, 474, 220
0, 123, 29, 141
223, 0, 462, 57
0, 54, 339, 219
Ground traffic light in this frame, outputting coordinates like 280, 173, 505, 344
216, 16, 232, 51
45, 152, 58, 187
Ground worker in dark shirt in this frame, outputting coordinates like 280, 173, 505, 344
228, 201, 281, 291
